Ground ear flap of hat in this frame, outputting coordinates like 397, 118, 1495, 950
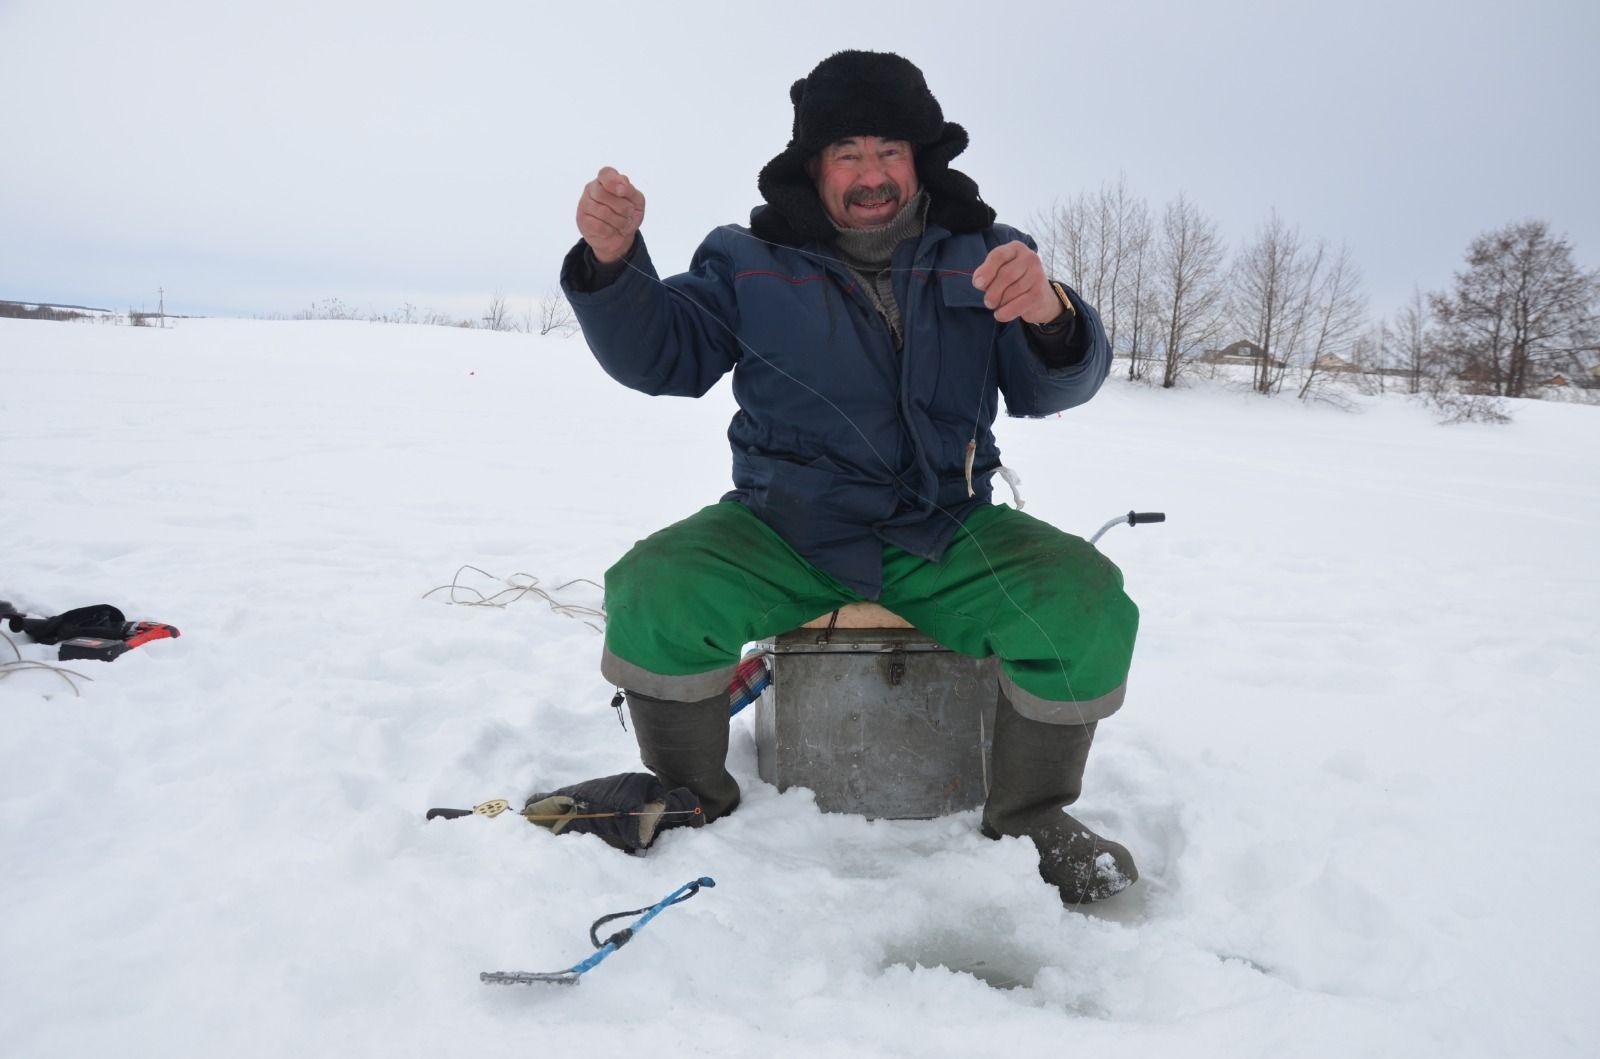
925, 166, 996, 234
902, 119, 995, 233
916, 121, 969, 177
754, 143, 836, 244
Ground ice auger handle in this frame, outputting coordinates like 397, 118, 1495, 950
1088, 510, 1168, 546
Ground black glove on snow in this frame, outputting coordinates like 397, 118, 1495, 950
522, 772, 704, 853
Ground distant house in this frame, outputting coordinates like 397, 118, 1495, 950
1199, 339, 1286, 369
1312, 352, 1359, 373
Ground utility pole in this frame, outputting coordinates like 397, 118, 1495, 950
158, 287, 165, 328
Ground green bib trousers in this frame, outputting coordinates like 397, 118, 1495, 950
600, 502, 1138, 725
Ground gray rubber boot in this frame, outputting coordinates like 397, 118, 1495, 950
626, 690, 741, 823
980, 690, 1137, 904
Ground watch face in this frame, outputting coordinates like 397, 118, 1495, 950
1051, 282, 1076, 316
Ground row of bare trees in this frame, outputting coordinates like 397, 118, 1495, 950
290, 292, 579, 336
1033, 179, 1366, 396
1034, 182, 1598, 405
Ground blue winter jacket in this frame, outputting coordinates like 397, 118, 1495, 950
561, 209, 1112, 598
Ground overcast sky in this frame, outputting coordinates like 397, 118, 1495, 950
2, 0, 1596, 323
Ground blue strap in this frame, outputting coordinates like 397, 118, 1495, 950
481, 877, 716, 986
552, 877, 716, 981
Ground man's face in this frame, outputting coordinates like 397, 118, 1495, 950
808, 136, 919, 229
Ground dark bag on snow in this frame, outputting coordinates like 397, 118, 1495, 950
522, 772, 704, 853
5, 603, 128, 644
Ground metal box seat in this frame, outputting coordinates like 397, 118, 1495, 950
753, 603, 996, 819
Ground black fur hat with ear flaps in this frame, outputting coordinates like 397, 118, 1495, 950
752, 49, 996, 245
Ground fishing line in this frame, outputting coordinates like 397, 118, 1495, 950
0, 631, 95, 697
422, 565, 607, 632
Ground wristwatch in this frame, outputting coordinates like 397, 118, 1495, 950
1034, 280, 1077, 334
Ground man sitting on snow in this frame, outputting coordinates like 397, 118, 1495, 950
550, 50, 1140, 904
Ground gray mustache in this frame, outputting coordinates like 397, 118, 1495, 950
846, 182, 902, 208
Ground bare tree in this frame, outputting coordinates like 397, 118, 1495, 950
1152, 193, 1227, 389
1030, 197, 1080, 282
1392, 287, 1434, 395
1347, 321, 1390, 395
482, 291, 512, 332
536, 290, 579, 336
1084, 175, 1146, 363
1295, 244, 1367, 401
1118, 195, 1155, 380
1233, 212, 1314, 395
1033, 194, 1091, 301
1096, 176, 1132, 354
1430, 220, 1599, 398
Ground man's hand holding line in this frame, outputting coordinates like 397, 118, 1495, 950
972, 241, 1064, 326
577, 166, 646, 265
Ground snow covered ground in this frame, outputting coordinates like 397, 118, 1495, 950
2, 315, 1596, 1057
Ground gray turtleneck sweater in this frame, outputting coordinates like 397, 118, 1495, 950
829, 191, 930, 350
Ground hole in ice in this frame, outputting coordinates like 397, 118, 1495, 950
879, 931, 1047, 991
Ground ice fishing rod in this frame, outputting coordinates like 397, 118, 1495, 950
428, 774, 709, 853
480, 876, 716, 985
424, 798, 703, 826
